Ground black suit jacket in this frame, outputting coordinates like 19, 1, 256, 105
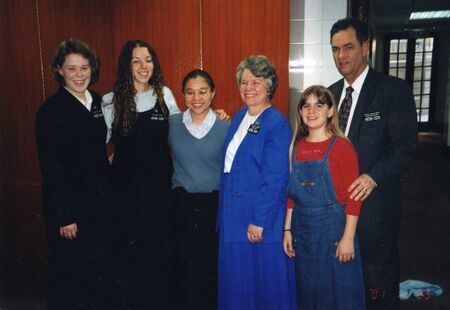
35, 87, 108, 230
329, 68, 417, 226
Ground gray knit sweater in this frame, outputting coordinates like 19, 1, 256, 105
168, 113, 230, 193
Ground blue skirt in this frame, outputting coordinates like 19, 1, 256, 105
218, 238, 297, 310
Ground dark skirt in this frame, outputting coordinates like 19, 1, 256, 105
110, 184, 177, 309
173, 187, 219, 309
46, 218, 110, 310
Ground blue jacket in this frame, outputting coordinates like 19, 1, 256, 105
217, 106, 292, 243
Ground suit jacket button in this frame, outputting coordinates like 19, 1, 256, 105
236, 192, 241, 197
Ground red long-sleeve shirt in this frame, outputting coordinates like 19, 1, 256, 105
287, 136, 361, 216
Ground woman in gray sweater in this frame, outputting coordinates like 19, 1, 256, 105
168, 69, 230, 309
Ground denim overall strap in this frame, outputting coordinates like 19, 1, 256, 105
287, 136, 338, 207
323, 135, 337, 160
287, 135, 365, 310
291, 135, 336, 161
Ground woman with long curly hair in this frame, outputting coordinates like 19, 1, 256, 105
102, 40, 180, 309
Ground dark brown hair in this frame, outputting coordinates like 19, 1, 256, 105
51, 39, 99, 85
112, 40, 168, 135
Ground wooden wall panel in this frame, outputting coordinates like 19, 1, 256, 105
0, 0, 47, 300
0, 184, 47, 299
111, 0, 201, 108
202, 0, 290, 117
0, 0, 290, 303
0, 0, 43, 183
38, 0, 116, 96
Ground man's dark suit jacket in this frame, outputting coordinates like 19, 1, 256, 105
329, 68, 417, 226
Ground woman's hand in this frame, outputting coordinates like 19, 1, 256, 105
60, 223, 78, 240
247, 224, 263, 243
283, 231, 295, 258
214, 109, 231, 121
106, 142, 115, 165
335, 237, 355, 263
107, 153, 114, 165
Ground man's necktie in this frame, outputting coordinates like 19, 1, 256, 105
338, 86, 354, 132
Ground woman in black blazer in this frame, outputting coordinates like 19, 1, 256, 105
35, 39, 109, 309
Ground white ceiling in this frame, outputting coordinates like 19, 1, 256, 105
369, 0, 450, 29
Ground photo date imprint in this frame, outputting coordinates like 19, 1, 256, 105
370, 288, 432, 301
369, 288, 386, 300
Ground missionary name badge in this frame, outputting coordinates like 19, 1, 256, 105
92, 107, 104, 119
248, 123, 260, 134
364, 111, 381, 122
150, 112, 167, 121
150, 107, 167, 121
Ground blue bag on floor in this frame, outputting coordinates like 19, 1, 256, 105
399, 279, 443, 300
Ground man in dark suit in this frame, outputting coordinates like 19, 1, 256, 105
328, 18, 417, 309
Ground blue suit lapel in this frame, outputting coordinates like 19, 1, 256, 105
254, 106, 273, 124
223, 107, 248, 153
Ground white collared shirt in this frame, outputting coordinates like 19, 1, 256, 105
223, 111, 262, 173
65, 87, 93, 111
338, 65, 369, 136
182, 108, 216, 139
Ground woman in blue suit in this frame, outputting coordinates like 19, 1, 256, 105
217, 55, 296, 309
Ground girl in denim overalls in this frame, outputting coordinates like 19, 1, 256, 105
283, 85, 365, 309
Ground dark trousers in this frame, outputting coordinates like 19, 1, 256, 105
174, 187, 218, 310
358, 220, 400, 310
